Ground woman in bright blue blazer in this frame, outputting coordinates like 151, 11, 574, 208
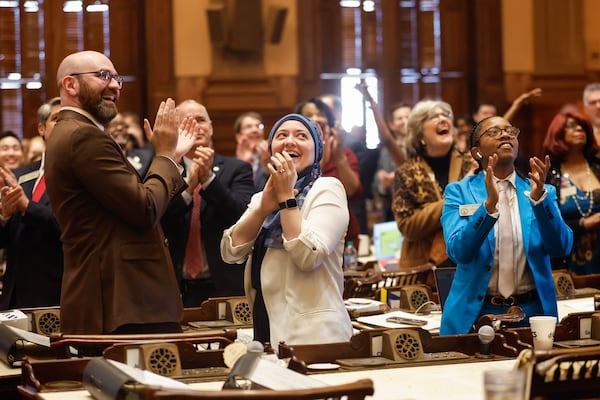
440, 116, 573, 335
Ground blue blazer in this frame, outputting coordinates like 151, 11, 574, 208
439, 172, 573, 335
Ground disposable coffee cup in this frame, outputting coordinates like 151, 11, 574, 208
529, 316, 557, 351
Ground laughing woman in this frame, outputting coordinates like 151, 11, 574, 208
392, 100, 474, 269
220, 114, 352, 347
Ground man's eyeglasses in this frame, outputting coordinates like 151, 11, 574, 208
70, 70, 123, 88
480, 126, 520, 139
424, 110, 452, 122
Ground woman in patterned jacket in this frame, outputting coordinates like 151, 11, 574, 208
392, 100, 474, 269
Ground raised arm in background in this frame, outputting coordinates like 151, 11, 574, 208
503, 88, 542, 122
355, 80, 406, 167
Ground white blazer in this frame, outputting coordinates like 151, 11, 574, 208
221, 177, 353, 347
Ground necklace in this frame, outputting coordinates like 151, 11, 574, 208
568, 163, 594, 217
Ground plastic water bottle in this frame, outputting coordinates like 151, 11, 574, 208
343, 241, 358, 271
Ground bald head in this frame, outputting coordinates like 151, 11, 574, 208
56, 50, 120, 124
57, 51, 115, 90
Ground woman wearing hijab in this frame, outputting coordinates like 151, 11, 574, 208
221, 114, 353, 346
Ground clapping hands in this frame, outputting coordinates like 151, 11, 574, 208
143, 98, 197, 162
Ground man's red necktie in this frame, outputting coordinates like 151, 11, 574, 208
184, 185, 204, 279
32, 174, 46, 202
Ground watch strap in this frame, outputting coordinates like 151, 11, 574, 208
278, 198, 298, 210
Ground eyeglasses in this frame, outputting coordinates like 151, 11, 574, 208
424, 110, 452, 122
480, 126, 520, 139
70, 69, 123, 88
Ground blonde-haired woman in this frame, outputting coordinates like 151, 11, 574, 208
392, 100, 474, 269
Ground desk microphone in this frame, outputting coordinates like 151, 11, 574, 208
247, 341, 264, 354
476, 325, 495, 358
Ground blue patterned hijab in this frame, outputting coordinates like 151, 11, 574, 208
261, 113, 324, 248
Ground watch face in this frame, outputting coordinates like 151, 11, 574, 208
280, 198, 297, 209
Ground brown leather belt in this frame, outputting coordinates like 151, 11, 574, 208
485, 290, 537, 306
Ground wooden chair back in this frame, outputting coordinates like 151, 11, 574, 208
343, 269, 382, 299
380, 262, 434, 288
516, 346, 600, 399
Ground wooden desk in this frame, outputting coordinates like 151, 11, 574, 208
0, 361, 20, 400
9, 298, 598, 400
32, 359, 516, 400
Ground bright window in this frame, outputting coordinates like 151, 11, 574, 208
341, 73, 379, 149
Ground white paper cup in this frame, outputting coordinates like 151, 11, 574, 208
484, 369, 525, 400
529, 316, 557, 351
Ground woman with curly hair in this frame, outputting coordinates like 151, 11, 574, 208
543, 111, 600, 274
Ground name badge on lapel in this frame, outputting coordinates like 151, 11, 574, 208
17, 170, 40, 184
459, 204, 479, 217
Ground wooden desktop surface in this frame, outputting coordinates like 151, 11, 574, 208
33, 359, 517, 400
0, 361, 19, 378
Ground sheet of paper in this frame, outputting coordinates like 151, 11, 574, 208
7, 325, 50, 347
557, 297, 595, 321
357, 310, 441, 331
249, 358, 328, 390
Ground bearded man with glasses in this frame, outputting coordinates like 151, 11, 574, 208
45, 50, 197, 334
439, 115, 573, 335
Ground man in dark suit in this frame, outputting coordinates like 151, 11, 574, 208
45, 50, 195, 334
0, 97, 63, 310
161, 100, 254, 307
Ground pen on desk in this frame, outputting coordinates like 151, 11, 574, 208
385, 316, 428, 326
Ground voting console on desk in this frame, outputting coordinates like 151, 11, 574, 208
0, 307, 62, 367
184, 297, 253, 329
500, 309, 600, 356
0, 307, 61, 336
279, 328, 520, 374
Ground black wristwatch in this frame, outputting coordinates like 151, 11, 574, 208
278, 198, 298, 210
